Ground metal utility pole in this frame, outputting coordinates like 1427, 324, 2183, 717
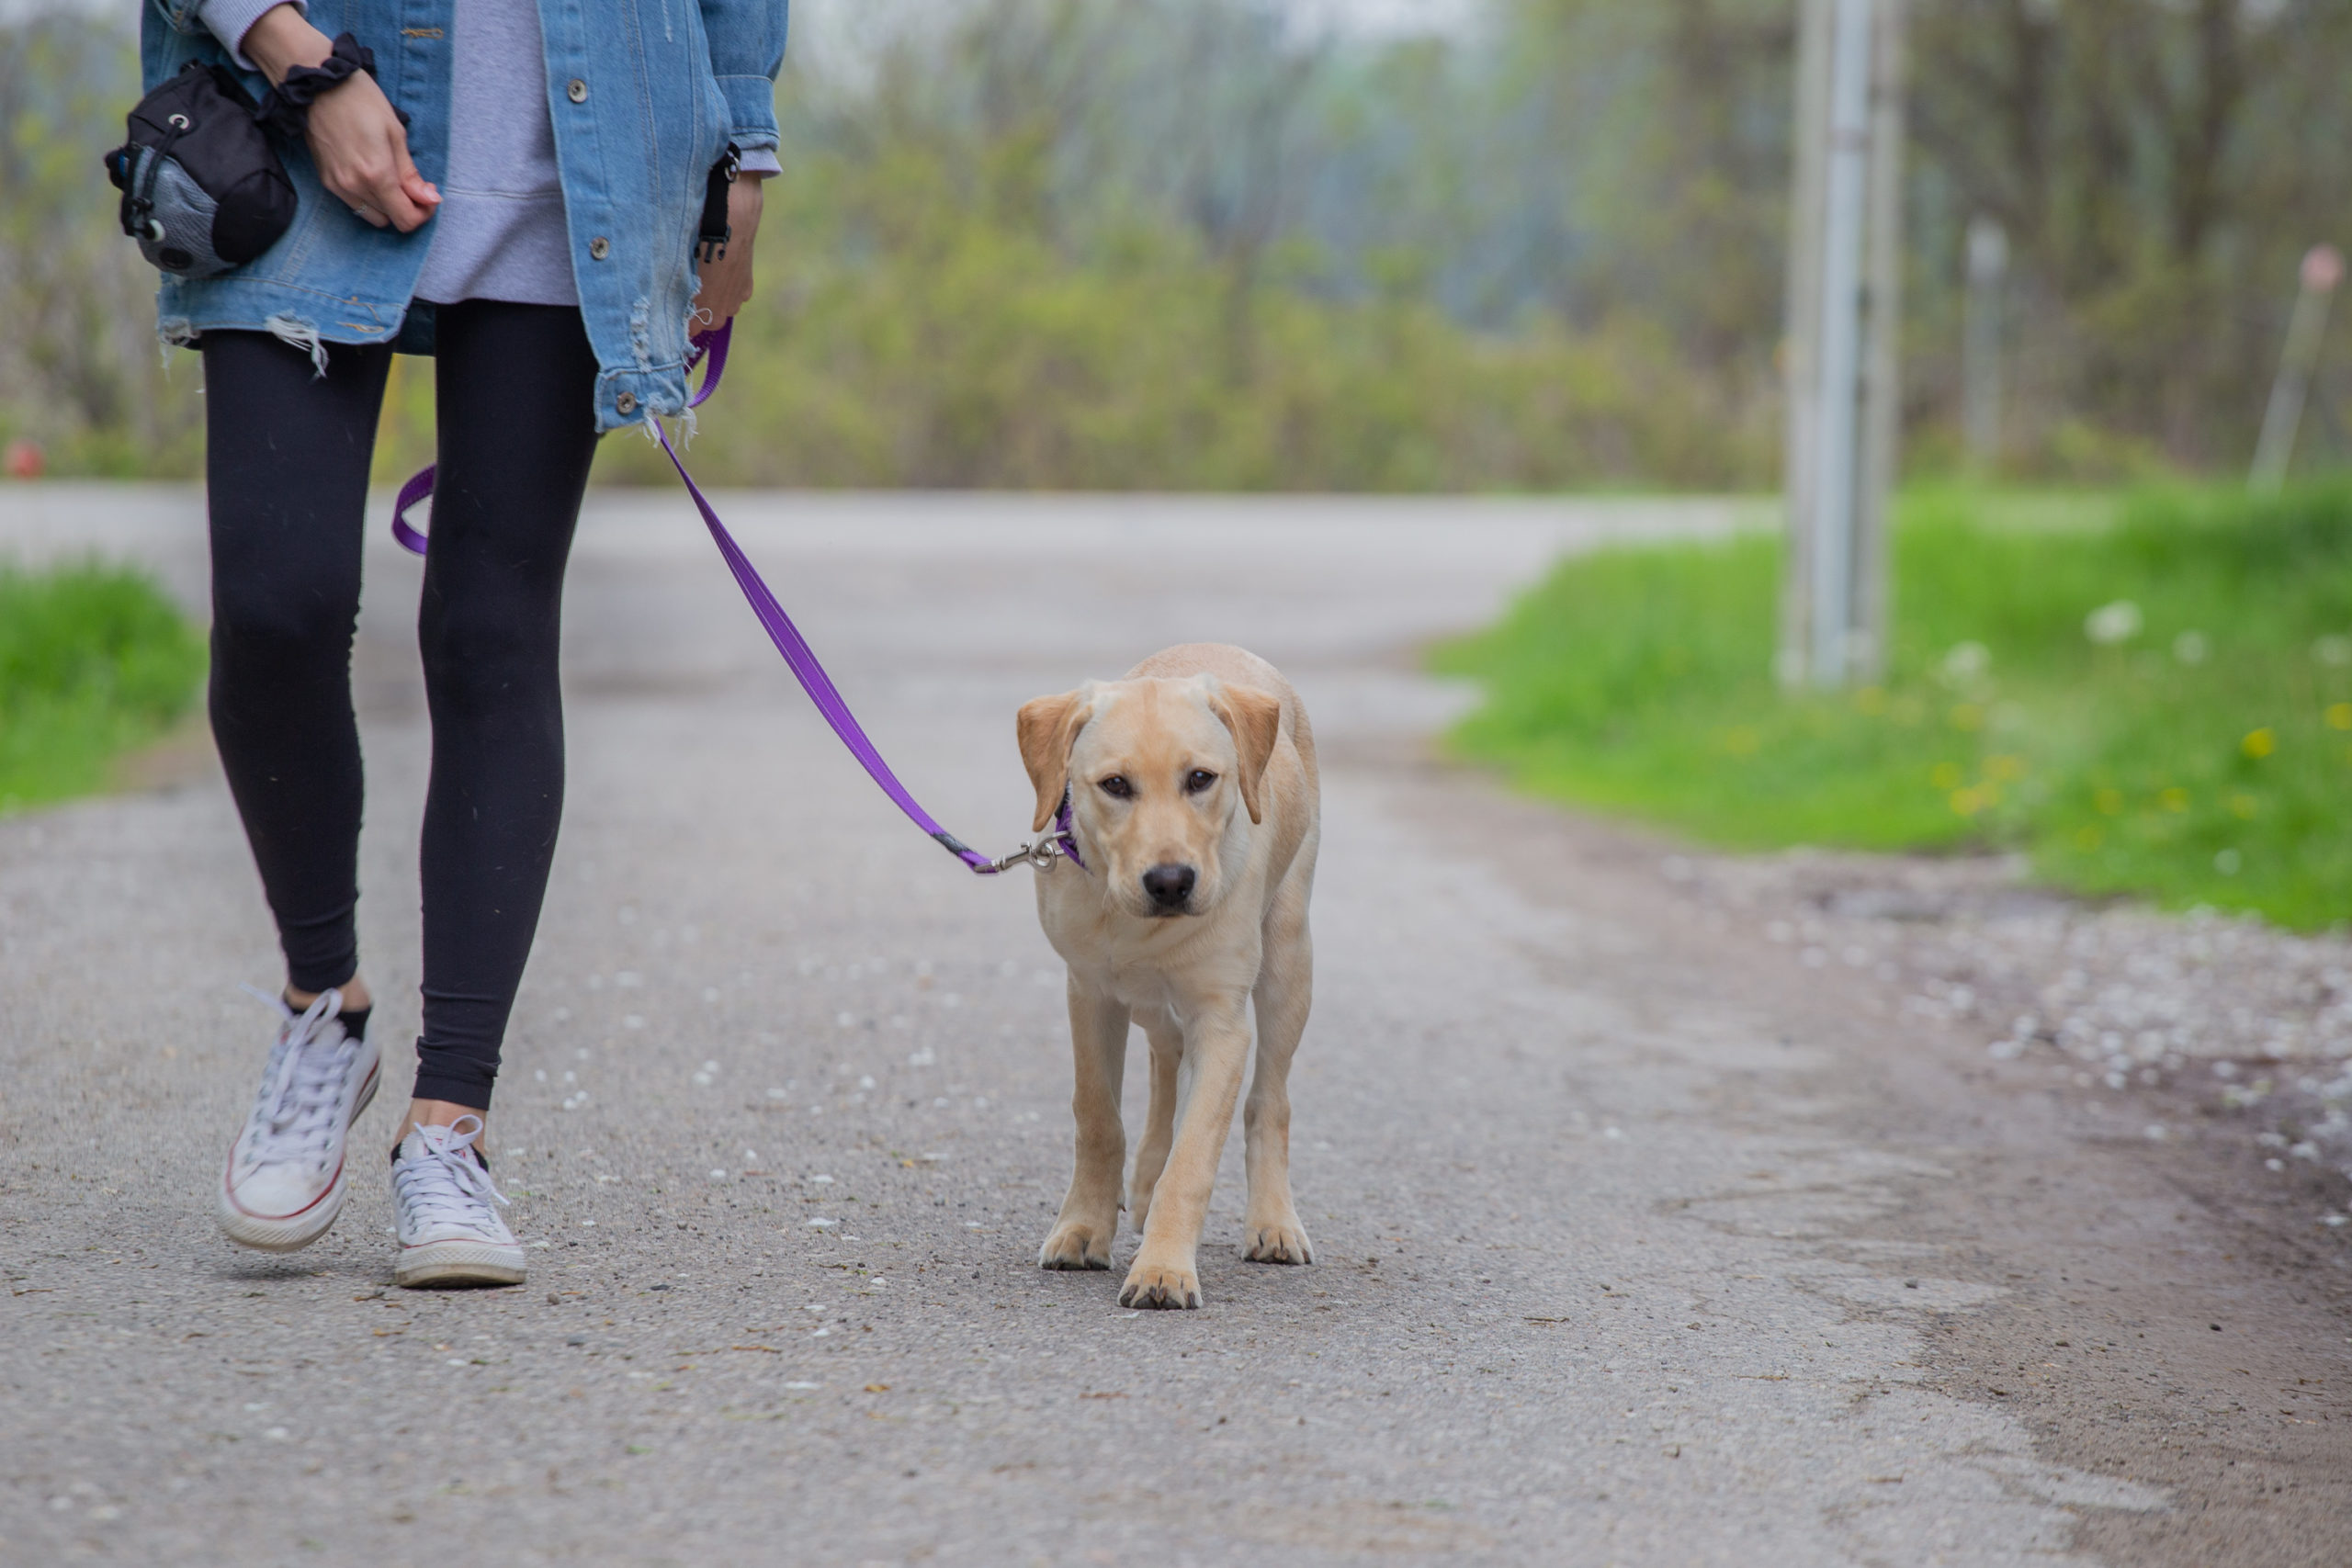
1780, 0, 1905, 690
1962, 216, 2007, 470
2250, 244, 2344, 495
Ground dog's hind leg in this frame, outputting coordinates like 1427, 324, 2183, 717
1126, 1010, 1184, 1232
1040, 984, 1129, 1271
1242, 864, 1314, 1265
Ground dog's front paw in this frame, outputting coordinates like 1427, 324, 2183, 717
1118, 1258, 1201, 1310
1243, 1219, 1313, 1265
1038, 1220, 1114, 1271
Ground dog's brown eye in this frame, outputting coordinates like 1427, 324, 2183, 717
1098, 775, 1133, 799
1184, 770, 1217, 795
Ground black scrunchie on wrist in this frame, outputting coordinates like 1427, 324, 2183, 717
257, 33, 406, 140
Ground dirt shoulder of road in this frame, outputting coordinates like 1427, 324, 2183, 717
1376, 757, 2352, 1568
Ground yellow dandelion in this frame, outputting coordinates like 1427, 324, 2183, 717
2159, 787, 2189, 813
2093, 787, 2124, 816
1950, 787, 1984, 818
2327, 703, 2352, 731
1984, 753, 2028, 783
2242, 728, 2276, 759
1930, 761, 1963, 790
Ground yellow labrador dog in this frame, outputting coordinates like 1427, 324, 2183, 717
1016, 643, 1318, 1310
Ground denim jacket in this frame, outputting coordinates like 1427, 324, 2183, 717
141, 0, 786, 431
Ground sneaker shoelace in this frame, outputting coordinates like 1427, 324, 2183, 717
239, 986, 357, 1173
394, 1116, 511, 1237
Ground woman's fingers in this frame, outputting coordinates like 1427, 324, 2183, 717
393, 140, 442, 212
353, 131, 436, 232
366, 181, 424, 231
361, 156, 429, 231
696, 258, 751, 323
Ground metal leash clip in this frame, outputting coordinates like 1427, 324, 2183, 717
985, 839, 1064, 874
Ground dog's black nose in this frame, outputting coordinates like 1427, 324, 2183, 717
1141, 863, 1196, 911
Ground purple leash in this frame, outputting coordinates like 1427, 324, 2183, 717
390, 322, 1080, 876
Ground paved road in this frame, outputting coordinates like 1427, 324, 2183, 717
3, 487, 2346, 1566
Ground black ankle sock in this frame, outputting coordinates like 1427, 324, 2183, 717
280, 990, 371, 1042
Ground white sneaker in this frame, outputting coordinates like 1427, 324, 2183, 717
391, 1116, 526, 1288
218, 987, 379, 1252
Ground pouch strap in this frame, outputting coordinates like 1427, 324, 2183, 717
697, 144, 741, 264
119, 118, 192, 241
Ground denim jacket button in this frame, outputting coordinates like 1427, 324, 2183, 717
589, 237, 611, 260
566, 78, 588, 104
615, 391, 637, 416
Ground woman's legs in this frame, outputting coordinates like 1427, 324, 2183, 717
406, 299, 601, 1129
202, 330, 392, 1007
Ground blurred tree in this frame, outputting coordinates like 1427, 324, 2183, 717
0, 12, 203, 475
1507, 0, 1796, 374
1907, 0, 2352, 472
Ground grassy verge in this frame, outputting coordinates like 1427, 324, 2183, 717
0, 562, 206, 813
1432, 483, 2352, 931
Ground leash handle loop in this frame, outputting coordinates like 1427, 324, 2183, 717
391, 322, 728, 556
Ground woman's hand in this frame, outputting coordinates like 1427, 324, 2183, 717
693, 175, 765, 330
243, 4, 439, 232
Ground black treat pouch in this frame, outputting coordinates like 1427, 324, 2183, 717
104, 62, 296, 277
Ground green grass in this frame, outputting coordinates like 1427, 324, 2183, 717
0, 562, 206, 813
1433, 482, 2352, 931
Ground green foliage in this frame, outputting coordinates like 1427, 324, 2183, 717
1435, 483, 2352, 930
580, 0, 1782, 490
592, 173, 1769, 491
8, 1, 2347, 489
0, 563, 207, 811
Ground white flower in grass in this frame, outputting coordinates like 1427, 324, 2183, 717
2172, 630, 2209, 665
1940, 641, 1991, 683
2085, 601, 2142, 646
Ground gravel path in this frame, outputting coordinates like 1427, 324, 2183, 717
2, 487, 2346, 1566
1701, 849, 2352, 1180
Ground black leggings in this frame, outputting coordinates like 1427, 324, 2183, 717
203, 300, 600, 1111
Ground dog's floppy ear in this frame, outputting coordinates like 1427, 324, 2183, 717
1204, 681, 1283, 826
1016, 687, 1092, 833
